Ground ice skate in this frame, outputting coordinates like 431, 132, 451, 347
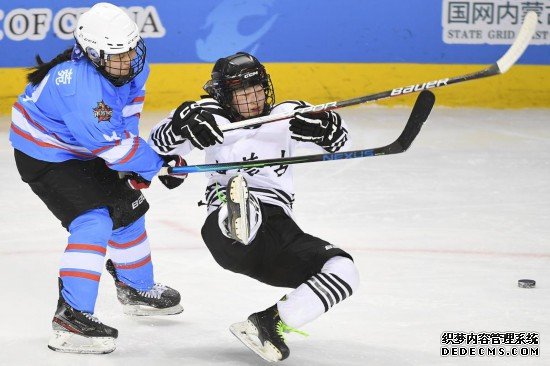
106, 259, 183, 316
229, 304, 291, 362
48, 293, 118, 354
226, 174, 252, 244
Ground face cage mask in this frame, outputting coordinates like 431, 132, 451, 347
209, 74, 275, 120
89, 38, 147, 87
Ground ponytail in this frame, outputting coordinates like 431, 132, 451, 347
27, 47, 73, 86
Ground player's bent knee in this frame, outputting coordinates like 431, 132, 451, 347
321, 256, 360, 296
68, 208, 113, 242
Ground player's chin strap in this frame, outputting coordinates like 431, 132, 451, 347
218, 11, 537, 134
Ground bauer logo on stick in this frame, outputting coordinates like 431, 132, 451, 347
390, 78, 449, 96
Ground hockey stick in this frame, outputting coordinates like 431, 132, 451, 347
168, 90, 435, 175
220, 11, 537, 133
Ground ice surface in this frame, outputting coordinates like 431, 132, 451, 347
1, 105, 549, 365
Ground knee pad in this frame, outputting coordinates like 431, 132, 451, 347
320, 256, 360, 298
277, 256, 359, 328
68, 208, 113, 243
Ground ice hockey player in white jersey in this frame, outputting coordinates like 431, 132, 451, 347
9, 3, 185, 354
149, 52, 360, 362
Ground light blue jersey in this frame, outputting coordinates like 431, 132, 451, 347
9, 46, 162, 181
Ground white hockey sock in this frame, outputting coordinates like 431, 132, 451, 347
217, 194, 262, 243
277, 256, 360, 329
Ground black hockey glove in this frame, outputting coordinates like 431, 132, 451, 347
289, 110, 348, 152
158, 155, 188, 189
123, 173, 151, 190
171, 101, 223, 150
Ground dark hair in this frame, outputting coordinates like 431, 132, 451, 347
27, 47, 73, 86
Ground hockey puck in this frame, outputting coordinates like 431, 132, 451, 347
518, 279, 536, 288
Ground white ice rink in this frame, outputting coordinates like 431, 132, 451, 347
1, 104, 549, 365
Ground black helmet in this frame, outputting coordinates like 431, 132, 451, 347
203, 52, 275, 118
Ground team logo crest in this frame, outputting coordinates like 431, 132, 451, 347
93, 100, 113, 122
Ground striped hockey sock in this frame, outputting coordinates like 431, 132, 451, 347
277, 256, 359, 328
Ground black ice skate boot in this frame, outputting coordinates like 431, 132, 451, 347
230, 304, 297, 362
48, 279, 118, 354
225, 174, 261, 245
105, 259, 183, 316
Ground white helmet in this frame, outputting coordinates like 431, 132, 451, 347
74, 2, 146, 86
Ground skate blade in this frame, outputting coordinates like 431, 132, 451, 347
229, 320, 283, 362
48, 330, 116, 354
229, 175, 249, 204
229, 177, 250, 244
233, 217, 250, 244
123, 303, 183, 316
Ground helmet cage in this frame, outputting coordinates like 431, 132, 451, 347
83, 38, 146, 87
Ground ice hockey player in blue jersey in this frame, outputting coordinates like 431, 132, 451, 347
149, 52, 360, 362
9, 3, 185, 354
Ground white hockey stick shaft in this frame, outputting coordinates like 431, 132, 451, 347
496, 11, 538, 73
220, 11, 537, 133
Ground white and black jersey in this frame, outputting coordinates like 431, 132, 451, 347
149, 98, 350, 216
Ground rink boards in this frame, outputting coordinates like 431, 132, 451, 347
0, 63, 548, 116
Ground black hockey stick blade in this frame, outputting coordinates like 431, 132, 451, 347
168, 91, 435, 175
382, 89, 435, 155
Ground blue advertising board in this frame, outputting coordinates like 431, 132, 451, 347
0, 0, 548, 67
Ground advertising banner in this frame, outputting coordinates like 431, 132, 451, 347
443, 0, 550, 44
0, 0, 548, 67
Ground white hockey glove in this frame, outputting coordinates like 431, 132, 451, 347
171, 102, 224, 150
